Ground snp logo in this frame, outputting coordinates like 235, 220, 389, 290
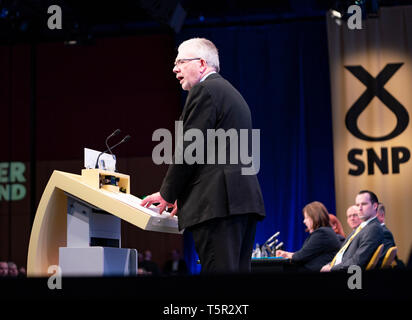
47, 5, 62, 30
345, 63, 410, 176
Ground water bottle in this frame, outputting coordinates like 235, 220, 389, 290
254, 243, 261, 258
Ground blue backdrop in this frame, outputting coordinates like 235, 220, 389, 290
177, 19, 337, 274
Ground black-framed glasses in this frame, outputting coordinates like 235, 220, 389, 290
174, 58, 201, 67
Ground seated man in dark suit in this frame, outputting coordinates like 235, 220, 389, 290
376, 203, 404, 268
163, 249, 188, 276
139, 250, 161, 275
321, 190, 384, 272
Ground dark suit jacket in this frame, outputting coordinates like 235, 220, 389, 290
139, 260, 161, 276
163, 259, 188, 276
378, 224, 397, 266
160, 73, 265, 230
331, 217, 383, 271
292, 227, 341, 272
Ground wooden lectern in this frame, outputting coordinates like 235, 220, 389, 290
27, 169, 181, 277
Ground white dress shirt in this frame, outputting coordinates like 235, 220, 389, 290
200, 71, 217, 82
334, 216, 377, 265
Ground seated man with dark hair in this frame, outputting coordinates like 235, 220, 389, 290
376, 203, 404, 268
139, 250, 161, 275
163, 249, 188, 275
321, 190, 384, 272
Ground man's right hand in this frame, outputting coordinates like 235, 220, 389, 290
320, 264, 332, 272
140, 192, 174, 215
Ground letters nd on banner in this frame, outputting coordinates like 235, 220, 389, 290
327, 6, 412, 262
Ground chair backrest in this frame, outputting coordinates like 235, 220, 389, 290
366, 244, 384, 270
381, 246, 398, 269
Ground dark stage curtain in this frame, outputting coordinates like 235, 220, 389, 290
177, 19, 336, 274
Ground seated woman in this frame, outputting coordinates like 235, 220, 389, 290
276, 201, 341, 272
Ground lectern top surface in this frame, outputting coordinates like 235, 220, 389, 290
100, 190, 177, 221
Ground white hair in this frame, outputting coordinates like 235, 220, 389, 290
178, 38, 220, 72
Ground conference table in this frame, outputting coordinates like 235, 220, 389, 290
251, 257, 301, 273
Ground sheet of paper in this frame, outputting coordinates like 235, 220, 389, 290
100, 190, 177, 220
84, 148, 116, 171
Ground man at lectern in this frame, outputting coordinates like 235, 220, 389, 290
141, 38, 265, 273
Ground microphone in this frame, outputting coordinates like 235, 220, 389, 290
260, 245, 269, 258
263, 231, 280, 246
111, 135, 131, 172
109, 135, 131, 151
275, 242, 284, 250
95, 129, 121, 169
95, 132, 131, 170
106, 129, 121, 158
266, 239, 278, 257
267, 239, 278, 248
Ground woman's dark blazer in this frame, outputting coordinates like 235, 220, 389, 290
292, 226, 341, 272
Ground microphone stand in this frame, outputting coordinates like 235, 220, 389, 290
95, 129, 121, 169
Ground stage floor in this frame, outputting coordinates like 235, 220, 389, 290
2, 269, 411, 305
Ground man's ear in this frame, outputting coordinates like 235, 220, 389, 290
200, 58, 207, 72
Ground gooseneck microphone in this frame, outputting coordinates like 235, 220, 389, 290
275, 242, 284, 250
95, 134, 131, 169
111, 135, 131, 172
263, 231, 280, 246
106, 129, 121, 158
95, 129, 130, 169
267, 239, 278, 248
109, 135, 131, 151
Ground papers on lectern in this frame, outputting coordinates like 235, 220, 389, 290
84, 148, 116, 171
100, 189, 178, 221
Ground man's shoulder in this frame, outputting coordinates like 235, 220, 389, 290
203, 72, 222, 82
360, 218, 384, 239
189, 73, 231, 99
382, 224, 393, 234
368, 218, 383, 229
199, 73, 231, 89
190, 73, 221, 93
382, 225, 395, 242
